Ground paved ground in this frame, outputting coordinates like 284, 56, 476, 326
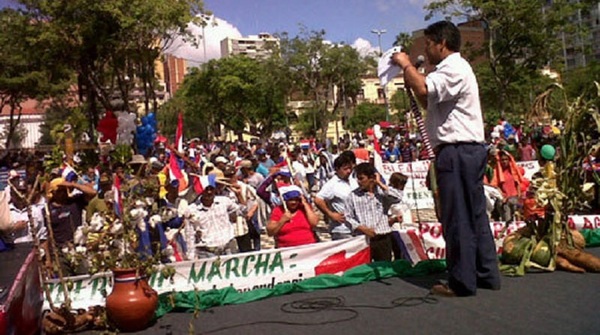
122, 247, 600, 335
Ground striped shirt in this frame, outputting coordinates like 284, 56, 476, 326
344, 188, 392, 235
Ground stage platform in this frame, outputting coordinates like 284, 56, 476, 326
78, 247, 600, 335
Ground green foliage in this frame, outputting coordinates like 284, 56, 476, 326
172, 55, 290, 140
42, 146, 65, 174
277, 28, 367, 140
39, 105, 90, 145
390, 90, 410, 123
17, 0, 206, 137
562, 61, 600, 102
0, 8, 73, 148
292, 108, 325, 138
110, 144, 134, 166
345, 102, 386, 133
555, 83, 600, 214
426, 0, 582, 116
393, 32, 413, 52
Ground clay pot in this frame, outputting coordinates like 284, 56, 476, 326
105, 268, 158, 332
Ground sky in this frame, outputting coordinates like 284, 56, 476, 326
204, 0, 435, 48
0, 0, 440, 64
167, 0, 439, 64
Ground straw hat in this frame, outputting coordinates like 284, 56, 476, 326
128, 154, 147, 165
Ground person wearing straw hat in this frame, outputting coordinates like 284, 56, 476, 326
128, 154, 148, 177
217, 165, 257, 252
266, 185, 319, 248
44, 177, 97, 275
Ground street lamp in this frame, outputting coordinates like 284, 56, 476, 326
371, 29, 387, 56
371, 29, 389, 121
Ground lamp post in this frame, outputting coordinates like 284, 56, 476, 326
371, 29, 387, 56
371, 29, 390, 121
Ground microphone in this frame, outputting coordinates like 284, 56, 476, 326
415, 55, 425, 68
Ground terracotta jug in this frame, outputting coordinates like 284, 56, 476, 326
105, 268, 158, 332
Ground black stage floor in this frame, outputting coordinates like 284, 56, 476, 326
0, 243, 33, 305
95, 247, 600, 335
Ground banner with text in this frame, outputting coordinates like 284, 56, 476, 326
395, 213, 597, 264
44, 237, 370, 311
381, 160, 540, 210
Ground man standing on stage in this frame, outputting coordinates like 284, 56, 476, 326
392, 21, 500, 296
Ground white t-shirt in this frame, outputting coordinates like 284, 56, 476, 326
316, 175, 358, 234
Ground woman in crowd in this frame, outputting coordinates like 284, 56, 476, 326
266, 185, 319, 248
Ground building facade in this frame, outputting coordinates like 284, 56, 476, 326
559, 1, 600, 70
220, 33, 279, 59
0, 99, 46, 149
408, 20, 487, 71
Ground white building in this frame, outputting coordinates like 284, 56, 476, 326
0, 99, 45, 149
220, 33, 279, 59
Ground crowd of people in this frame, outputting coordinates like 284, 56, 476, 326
0, 20, 594, 301
0, 113, 567, 277
0, 133, 421, 277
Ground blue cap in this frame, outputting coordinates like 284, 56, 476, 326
256, 148, 267, 155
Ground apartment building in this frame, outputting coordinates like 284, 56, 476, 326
220, 33, 279, 59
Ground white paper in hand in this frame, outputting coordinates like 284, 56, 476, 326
377, 46, 402, 87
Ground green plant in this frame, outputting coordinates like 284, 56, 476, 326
501, 82, 600, 275
110, 144, 133, 167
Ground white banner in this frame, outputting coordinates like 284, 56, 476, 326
380, 160, 541, 210
381, 161, 434, 209
44, 237, 370, 311
395, 214, 595, 263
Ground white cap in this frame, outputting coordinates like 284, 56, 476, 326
215, 156, 229, 164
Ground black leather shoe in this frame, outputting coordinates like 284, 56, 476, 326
477, 280, 501, 291
430, 284, 457, 297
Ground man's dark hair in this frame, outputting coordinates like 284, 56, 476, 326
338, 150, 355, 163
389, 172, 408, 188
424, 20, 461, 52
333, 153, 354, 170
354, 162, 376, 178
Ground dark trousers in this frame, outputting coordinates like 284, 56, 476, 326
236, 234, 253, 252
436, 143, 501, 296
370, 233, 393, 262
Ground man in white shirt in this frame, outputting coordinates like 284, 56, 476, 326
393, 20, 500, 297
185, 184, 239, 258
1, 178, 46, 244
314, 152, 356, 240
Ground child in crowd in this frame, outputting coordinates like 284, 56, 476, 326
380, 172, 410, 261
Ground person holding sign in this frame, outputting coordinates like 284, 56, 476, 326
392, 21, 500, 297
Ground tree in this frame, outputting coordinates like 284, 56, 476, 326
390, 89, 410, 124
18, 0, 205, 141
162, 55, 291, 141
0, 8, 72, 150
278, 28, 366, 140
425, 0, 583, 118
344, 102, 386, 133
393, 32, 413, 52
